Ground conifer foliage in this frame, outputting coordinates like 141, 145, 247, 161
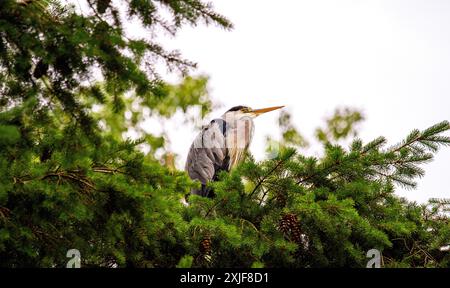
1, 1, 449, 268
0, 0, 227, 267
188, 117, 450, 267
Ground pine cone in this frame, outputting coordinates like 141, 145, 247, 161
275, 191, 287, 207
290, 225, 303, 244
284, 213, 298, 227
279, 213, 308, 247
198, 234, 213, 264
199, 235, 212, 256
278, 214, 290, 234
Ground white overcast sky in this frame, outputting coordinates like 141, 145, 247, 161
155, 0, 450, 203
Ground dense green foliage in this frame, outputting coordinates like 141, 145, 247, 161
0, 0, 225, 267
192, 117, 450, 267
1, 0, 449, 268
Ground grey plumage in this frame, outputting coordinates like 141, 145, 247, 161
185, 117, 253, 197
185, 105, 283, 198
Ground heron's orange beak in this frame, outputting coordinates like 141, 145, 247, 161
250, 106, 284, 116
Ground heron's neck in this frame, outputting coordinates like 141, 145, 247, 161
220, 115, 254, 129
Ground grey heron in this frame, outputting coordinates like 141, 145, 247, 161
185, 105, 284, 198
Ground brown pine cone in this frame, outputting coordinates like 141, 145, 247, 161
199, 235, 212, 256
275, 191, 287, 207
279, 213, 310, 252
290, 225, 303, 244
278, 214, 290, 235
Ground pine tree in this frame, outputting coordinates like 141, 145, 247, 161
184, 110, 450, 268
0, 0, 228, 267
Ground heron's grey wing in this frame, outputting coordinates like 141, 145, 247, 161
185, 119, 228, 197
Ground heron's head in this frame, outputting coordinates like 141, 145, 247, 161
223, 105, 284, 121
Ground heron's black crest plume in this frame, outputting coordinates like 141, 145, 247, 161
227, 105, 250, 112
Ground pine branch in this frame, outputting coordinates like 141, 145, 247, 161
204, 198, 227, 218
429, 198, 450, 205
92, 166, 127, 175
390, 121, 450, 153
292, 122, 449, 191
41, 172, 96, 190
249, 149, 295, 198
295, 152, 355, 185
